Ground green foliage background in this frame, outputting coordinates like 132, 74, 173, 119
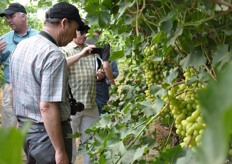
0, 128, 25, 164
80, 0, 232, 163
1, 0, 232, 163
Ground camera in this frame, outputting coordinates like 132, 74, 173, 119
91, 48, 103, 54
69, 98, 84, 115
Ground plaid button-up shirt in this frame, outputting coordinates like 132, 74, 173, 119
61, 42, 97, 109
10, 34, 70, 122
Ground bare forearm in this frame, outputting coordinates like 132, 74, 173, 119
66, 55, 82, 68
103, 61, 115, 85
40, 102, 66, 153
65, 45, 97, 68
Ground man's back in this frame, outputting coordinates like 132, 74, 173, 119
10, 34, 70, 122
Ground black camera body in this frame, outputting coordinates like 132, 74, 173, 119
91, 48, 103, 54
69, 98, 84, 115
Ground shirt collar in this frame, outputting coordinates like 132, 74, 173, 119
70, 41, 88, 49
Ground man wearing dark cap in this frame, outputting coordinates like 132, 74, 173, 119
0, 3, 38, 129
9, 2, 93, 164
61, 24, 102, 164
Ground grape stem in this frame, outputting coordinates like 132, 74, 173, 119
167, 80, 185, 90
175, 88, 195, 97
203, 64, 216, 81
202, 45, 217, 80
186, 135, 193, 148
164, 121, 176, 147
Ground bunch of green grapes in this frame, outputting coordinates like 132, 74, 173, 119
144, 45, 155, 57
143, 45, 169, 100
162, 68, 206, 148
183, 67, 197, 82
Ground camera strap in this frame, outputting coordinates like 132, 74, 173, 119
39, 31, 57, 45
68, 85, 74, 100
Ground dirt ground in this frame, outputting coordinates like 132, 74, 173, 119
0, 89, 83, 163
75, 139, 84, 164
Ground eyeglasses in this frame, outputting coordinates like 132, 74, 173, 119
13, 32, 29, 45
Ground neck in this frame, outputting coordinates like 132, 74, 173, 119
78, 44, 85, 49
43, 26, 58, 45
16, 25, 29, 36
73, 38, 85, 48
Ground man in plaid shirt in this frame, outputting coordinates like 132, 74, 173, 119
61, 25, 103, 164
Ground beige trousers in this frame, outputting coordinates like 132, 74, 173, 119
1, 83, 17, 128
71, 104, 99, 164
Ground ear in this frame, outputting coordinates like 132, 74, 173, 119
19, 13, 27, 21
60, 18, 69, 29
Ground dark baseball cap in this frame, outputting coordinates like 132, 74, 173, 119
0, 3, 27, 17
46, 2, 84, 30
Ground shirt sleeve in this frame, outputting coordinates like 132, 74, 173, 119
40, 51, 67, 102
111, 60, 119, 78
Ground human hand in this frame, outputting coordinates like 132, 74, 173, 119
55, 151, 69, 164
97, 69, 106, 81
79, 45, 97, 58
0, 37, 7, 53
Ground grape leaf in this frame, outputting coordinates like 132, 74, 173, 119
180, 50, 206, 69
197, 62, 232, 164
117, 0, 134, 19
0, 128, 25, 164
212, 44, 232, 71
167, 27, 183, 46
154, 146, 185, 164
132, 145, 148, 162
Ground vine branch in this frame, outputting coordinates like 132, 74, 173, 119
201, 45, 217, 80
136, 0, 146, 36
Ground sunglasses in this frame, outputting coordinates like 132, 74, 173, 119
79, 31, 88, 35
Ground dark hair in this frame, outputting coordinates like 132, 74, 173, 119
44, 10, 60, 24
78, 25, 90, 32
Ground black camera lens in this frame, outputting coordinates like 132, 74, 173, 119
76, 102, 85, 112
69, 98, 85, 115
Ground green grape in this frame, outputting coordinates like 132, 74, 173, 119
184, 67, 198, 82
143, 45, 171, 100
162, 80, 206, 148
